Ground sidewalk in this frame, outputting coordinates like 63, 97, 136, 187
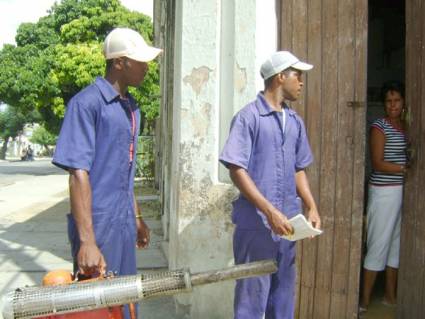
0, 166, 182, 319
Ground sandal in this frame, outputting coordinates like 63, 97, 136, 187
382, 299, 397, 307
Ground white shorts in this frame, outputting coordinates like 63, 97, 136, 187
363, 184, 403, 271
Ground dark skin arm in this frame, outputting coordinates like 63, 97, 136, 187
295, 170, 321, 229
133, 194, 150, 248
370, 127, 407, 173
229, 164, 293, 236
69, 169, 106, 276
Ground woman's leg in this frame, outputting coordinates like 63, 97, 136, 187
361, 268, 378, 308
384, 198, 402, 305
384, 266, 398, 304
362, 185, 403, 308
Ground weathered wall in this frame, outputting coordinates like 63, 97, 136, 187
158, 0, 278, 317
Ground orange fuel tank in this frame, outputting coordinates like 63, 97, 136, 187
36, 270, 125, 319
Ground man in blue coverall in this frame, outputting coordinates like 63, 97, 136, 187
53, 28, 161, 318
220, 51, 321, 318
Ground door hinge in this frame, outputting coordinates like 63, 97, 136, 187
347, 101, 365, 108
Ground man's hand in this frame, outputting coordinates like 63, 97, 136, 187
306, 207, 321, 229
136, 218, 150, 248
228, 164, 294, 236
266, 208, 294, 236
77, 242, 106, 276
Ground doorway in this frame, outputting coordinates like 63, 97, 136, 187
361, 1, 405, 318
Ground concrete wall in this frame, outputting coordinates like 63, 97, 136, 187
158, 0, 278, 317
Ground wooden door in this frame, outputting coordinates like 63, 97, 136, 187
398, 1, 425, 317
277, 1, 368, 318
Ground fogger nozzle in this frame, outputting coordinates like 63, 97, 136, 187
2, 260, 277, 319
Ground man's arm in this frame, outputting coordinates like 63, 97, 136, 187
295, 169, 321, 229
229, 164, 293, 236
69, 169, 106, 275
133, 194, 150, 248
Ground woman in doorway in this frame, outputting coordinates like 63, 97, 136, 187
360, 81, 408, 312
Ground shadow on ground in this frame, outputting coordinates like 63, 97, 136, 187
0, 199, 72, 294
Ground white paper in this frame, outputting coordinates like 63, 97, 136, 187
281, 214, 323, 241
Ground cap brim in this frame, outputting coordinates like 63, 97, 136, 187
126, 46, 162, 62
292, 61, 313, 71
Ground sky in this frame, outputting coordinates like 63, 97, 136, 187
0, 0, 153, 48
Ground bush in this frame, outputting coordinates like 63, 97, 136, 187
30, 125, 57, 146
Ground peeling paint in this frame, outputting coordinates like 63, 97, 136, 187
177, 142, 237, 225
183, 66, 212, 96
235, 63, 247, 93
192, 103, 212, 137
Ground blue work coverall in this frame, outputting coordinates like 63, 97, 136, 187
53, 77, 140, 319
220, 93, 313, 319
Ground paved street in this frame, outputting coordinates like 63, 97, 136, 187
0, 158, 64, 187
0, 159, 181, 319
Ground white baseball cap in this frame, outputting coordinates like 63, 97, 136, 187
103, 27, 162, 62
260, 51, 313, 80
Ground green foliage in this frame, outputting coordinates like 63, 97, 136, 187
0, 45, 47, 112
0, 106, 26, 140
16, 16, 59, 49
0, 0, 159, 134
29, 125, 58, 147
136, 136, 155, 183
45, 42, 105, 119
0, 105, 41, 159
129, 60, 160, 132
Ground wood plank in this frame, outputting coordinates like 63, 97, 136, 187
342, 1, 367, 315
398, 1, 423, 317
312, 0, 338, 317
277, 2, 300, 316
410, 1, 425, 315
279, 2, 309, 317
279, 0, 293, 50
345, 1, 367, 318
297, 0, 321, 317
397, 1, 412, 316
291, 0, 308, 119
419, 4, 425, 313
329, 0, 355, 317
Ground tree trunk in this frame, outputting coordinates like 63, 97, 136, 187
0, 136, 10, 160
44, 144, 52, 156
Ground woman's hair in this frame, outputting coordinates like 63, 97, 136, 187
381, 81, 405, 103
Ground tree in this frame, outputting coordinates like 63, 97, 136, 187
0, 0, 159, 134
29, 125, 57, 156
0, 105, 40, 159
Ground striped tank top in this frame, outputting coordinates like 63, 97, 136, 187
369, 118, 407, 186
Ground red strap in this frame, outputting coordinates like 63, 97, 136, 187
129, 110, 136, 162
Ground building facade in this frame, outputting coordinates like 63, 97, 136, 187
154, 1, 425, 318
